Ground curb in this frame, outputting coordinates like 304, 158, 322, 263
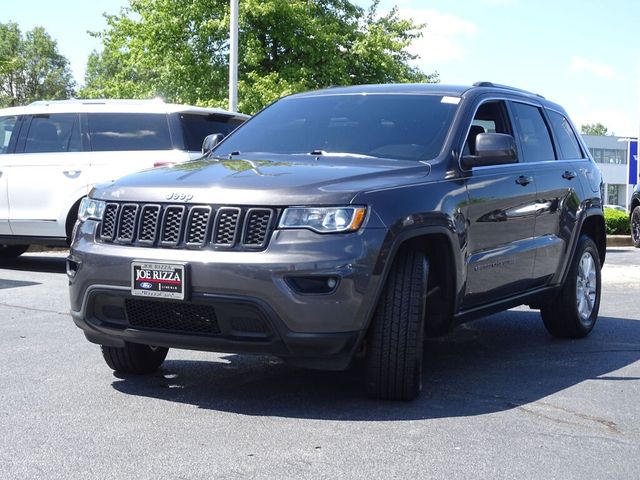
607, 235, 633, 247
27, 246, 69, 253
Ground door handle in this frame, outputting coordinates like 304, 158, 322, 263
562, 170, 577, 180
515, 175, 533, 186
63, 170, 81, 179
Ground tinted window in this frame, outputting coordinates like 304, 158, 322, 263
24, 114, 80, 153
0, 116, 17, 154
215, 94, 459, 161
548, 110, 583, 159
510, 102, 556, 162
180, 113, 244, 151
465, 101, 512, 155
88, 113, 172, 151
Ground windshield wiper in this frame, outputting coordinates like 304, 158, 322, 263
307, 150, 377, 159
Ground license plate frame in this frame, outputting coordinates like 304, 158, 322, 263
131, 261, 187, 300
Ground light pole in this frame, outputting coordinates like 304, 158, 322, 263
229, 0, 239, 112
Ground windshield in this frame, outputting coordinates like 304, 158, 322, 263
215, 94, 459, 161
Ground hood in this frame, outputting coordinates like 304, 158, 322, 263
92, 153, 431, 205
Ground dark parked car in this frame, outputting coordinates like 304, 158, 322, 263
68, 82, 606, 400
631, 184, 640, 247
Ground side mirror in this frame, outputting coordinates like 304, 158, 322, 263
202, 133, 225, 155
462, 133, 517, 169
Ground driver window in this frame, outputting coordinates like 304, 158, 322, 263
464, 101, 511, 156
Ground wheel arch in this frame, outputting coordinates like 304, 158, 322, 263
65, 196, 85, 243
553, 208, 606, 287
367, 227, 462, 336
631, 195, 640, 218
580, 210, 606, 266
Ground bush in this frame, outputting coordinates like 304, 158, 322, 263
604, 208, 630, 235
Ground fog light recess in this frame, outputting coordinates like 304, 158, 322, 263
285, 276, 340, 295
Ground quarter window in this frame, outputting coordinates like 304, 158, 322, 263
180, 113, 245, 151
24, 114, 80, 153
88, 113, 172, 151
548, 110, 583, 159
510, 102, 556, 162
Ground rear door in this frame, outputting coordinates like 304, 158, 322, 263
528, 107, 586, 286
462, 99, 538, 308
86, 112, 190, 186
0, 115, 21, 234
8, 113, 88, 237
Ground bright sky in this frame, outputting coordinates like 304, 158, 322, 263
3, 0, 638, 136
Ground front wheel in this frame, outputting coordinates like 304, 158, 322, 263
365, 250, 428, 401
101, 343, 168, 374
631, 206, 640, 248
540, 235, 601, 338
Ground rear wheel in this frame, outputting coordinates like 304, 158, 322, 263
540, 235, 601, 338
631, 206, 640, 248
0, 245, 29, 259
101, 343, 168, 374
365, 250, 428, 401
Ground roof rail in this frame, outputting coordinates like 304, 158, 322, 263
472, 81, 545, 99
28, 98, 166, 106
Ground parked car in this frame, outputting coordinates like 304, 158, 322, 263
631, 184, 640, 247
68, 82, 606, 400
0, 99, 248, 257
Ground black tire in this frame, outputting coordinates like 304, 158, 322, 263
0, 245, 29, 259
101, 343, 168, 374
631, 206, 640, 248
365, 250, 428, 401
540, 235, 601, 338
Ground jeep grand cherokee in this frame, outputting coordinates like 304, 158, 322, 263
68, 82, 606, 401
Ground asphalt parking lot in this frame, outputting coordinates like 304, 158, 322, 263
1, 247, 638, 479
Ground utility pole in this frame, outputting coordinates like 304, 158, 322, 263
229, 0, 239, 112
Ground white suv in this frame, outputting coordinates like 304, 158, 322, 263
0, 99, 248, 257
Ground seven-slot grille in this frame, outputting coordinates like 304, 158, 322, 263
99, 202, 275, 250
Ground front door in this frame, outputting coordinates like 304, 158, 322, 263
8, 113, 89, 238
462, 99, 538, 308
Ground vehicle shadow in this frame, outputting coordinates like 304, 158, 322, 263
0, 253, 67, 274
110, 310, 640, 420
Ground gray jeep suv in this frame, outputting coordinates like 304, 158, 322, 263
68, 83, 606, 400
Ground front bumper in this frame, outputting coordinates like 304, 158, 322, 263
69, 220, 388, 369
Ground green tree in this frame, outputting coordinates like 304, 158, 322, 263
581, 123, 610, 136
0, 22, 75, 107
81, 0, 437, 113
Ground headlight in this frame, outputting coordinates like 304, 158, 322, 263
279, 206, 367, 233
77, 197, 106, 222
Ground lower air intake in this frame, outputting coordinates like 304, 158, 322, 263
125, 299, 221, 335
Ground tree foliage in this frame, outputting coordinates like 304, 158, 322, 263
0, 22, 75, 107
81, 0, 437, 113
581, 122, 610, 136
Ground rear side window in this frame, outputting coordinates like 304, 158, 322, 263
180, 114, 244, 151
23, 114, 81, 153
88, 113, 172, 151
0, 116, 17, 154
547, 110, 583, 159
510, 102, 556, 162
